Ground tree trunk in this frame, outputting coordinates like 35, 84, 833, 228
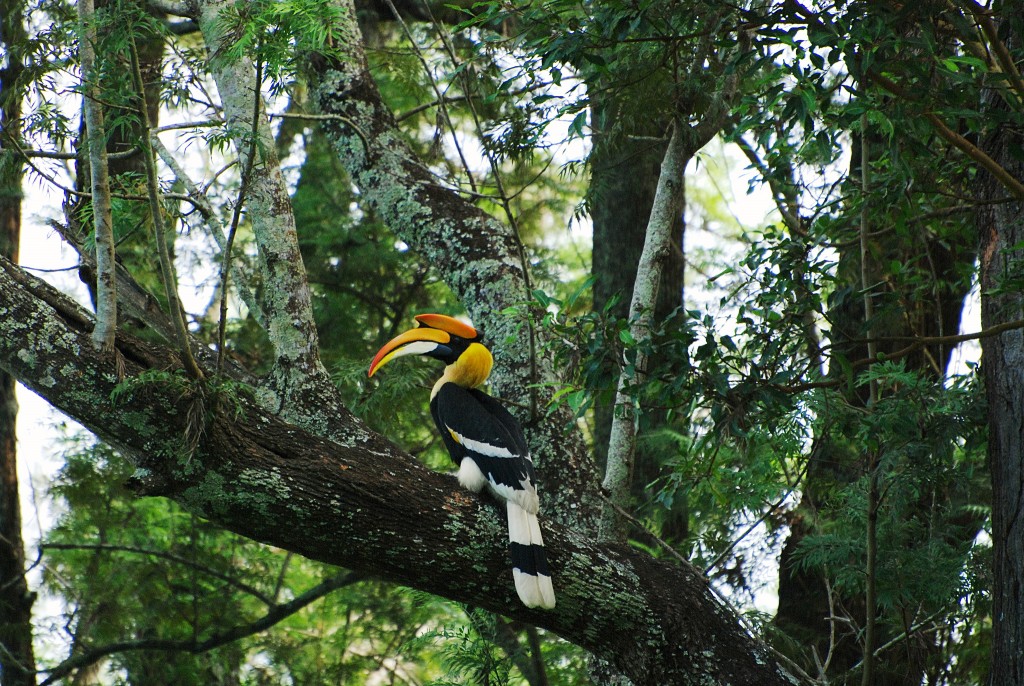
0, 2, 37, 683
977, 21, 1024, 684
589, 87, 688, 542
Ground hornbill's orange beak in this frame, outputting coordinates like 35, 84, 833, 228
367, 314, 481, 377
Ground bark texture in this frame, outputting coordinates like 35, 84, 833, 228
0, 257, 796, 686
977, 22, 1024, 681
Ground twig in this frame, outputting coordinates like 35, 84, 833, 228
957, 0, 1024, 104
218, 53, 263, 376
381, 0, 478, 194
733, 134, 803, 234
149, 134, 261, 325
422, 0, 543, 416
264, 111, 370, 153
866, 71, 1024, 199
775, 316, 1024, 394
602, 495, 693, 569
703, 489, 799, 576
846, 609, 949, 677
41, 542, 276, 605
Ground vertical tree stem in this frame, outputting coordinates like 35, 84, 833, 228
859, 114, 879, 686
128, 32, 203, 379
78, 0, 117, 352
601, 121, 687, 539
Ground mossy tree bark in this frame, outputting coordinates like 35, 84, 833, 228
0, 257, 795, 686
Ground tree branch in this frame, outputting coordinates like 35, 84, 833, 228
149, 134, 262, 328
41, 542, 277, 606
195, 0, 340, 428
956, 0, 1024, 106
129, 29, 203, 380
0, 255, 795, 686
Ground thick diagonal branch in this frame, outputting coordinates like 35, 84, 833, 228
0, 255, 794, 686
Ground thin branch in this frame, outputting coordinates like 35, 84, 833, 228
703, 488, 800, 576
16, 146, 138, 161
846, 609, 949, 677
0, 131, 194, 205
957, 0, 1024, 104
776, 317, 1024, 393
787, 0, 1024, 199
733, 134, 803, 234
40, 542, 276, 605
603, 495, 692, 568
38, 572, 363, 686
154, 119, 224, 132
381, 0, 478, 194
865, 70, 1024, 199
150, 134, 261, 326
129, 31, 203, 379
265, 111, 371, 153
77, 0, 117, 353
218, 52, 263, 375
420, 0, 542, 417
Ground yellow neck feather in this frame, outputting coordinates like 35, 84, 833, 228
432, 342, 493, 398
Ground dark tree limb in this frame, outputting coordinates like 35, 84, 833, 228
0, 256, 796, 686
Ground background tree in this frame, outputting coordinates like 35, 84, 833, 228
0, 2, 38, 684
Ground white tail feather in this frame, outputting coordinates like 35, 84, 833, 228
529, 515, 556, 608
506, 501, 555, 609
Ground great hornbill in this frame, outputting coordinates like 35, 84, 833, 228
368, 314, 555, 609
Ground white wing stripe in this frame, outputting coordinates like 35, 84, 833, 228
447, 427, 516, 458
